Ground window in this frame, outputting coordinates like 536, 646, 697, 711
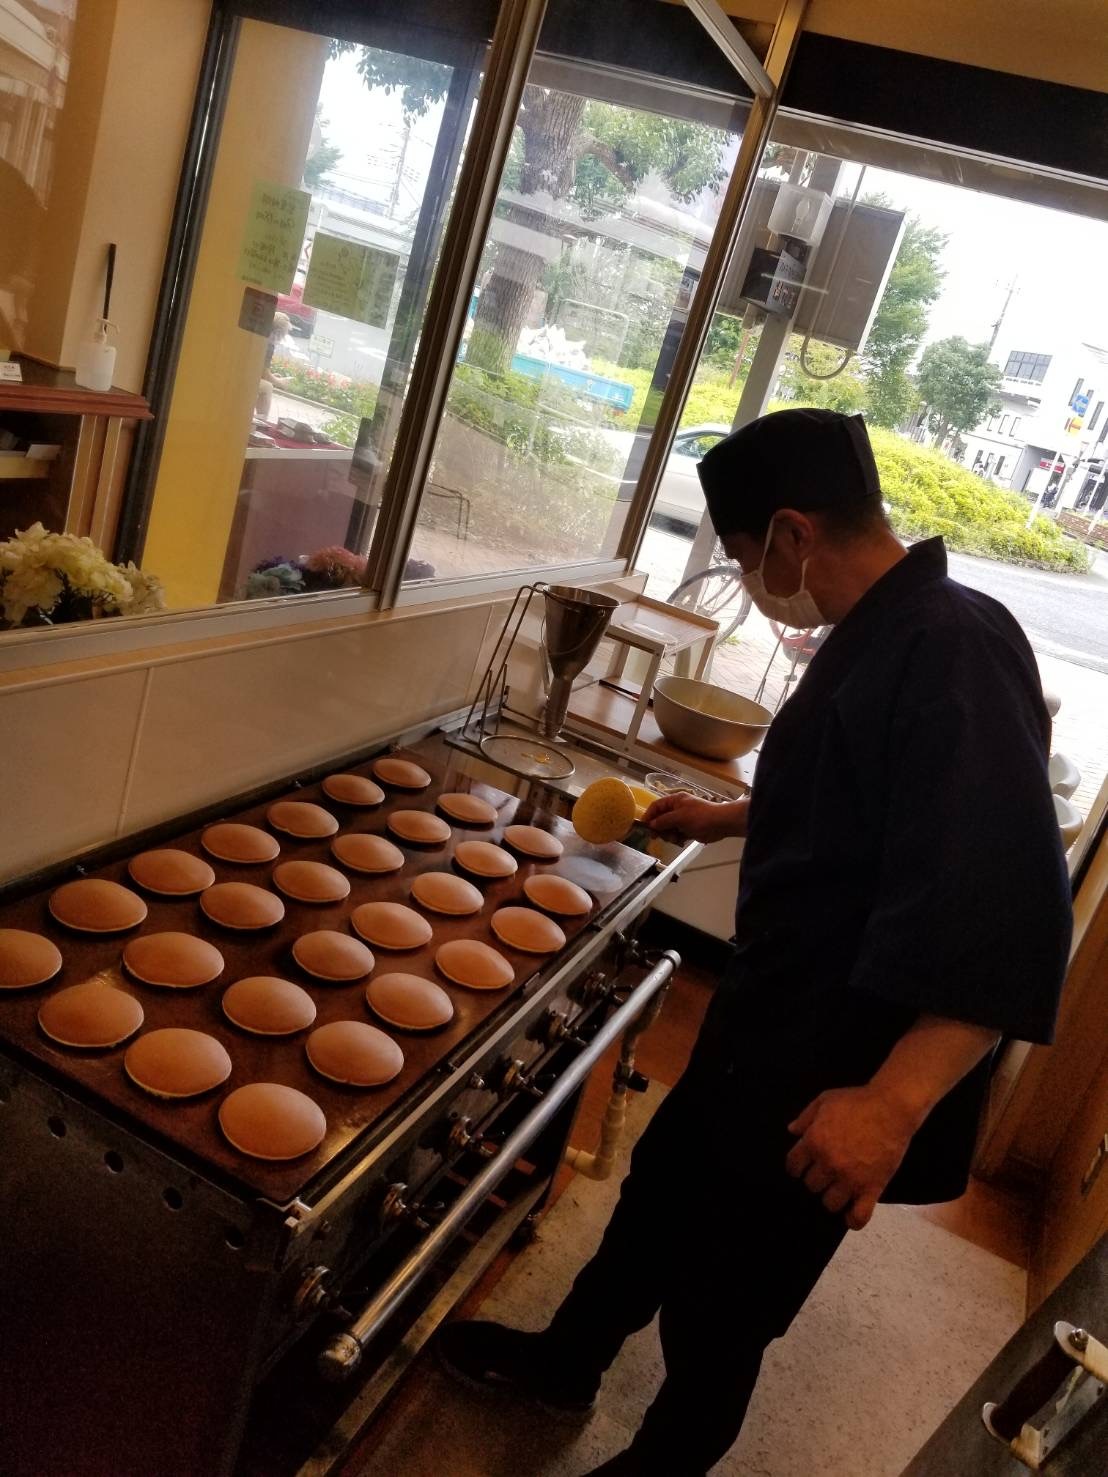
1070, 377, 1084, 404
987, 414, 999, 431
998, 414, 1008, 434
135, 9, 494, 610
401, 4, 749, 584
1089, 400, 1104, 433
1010, 415, 1022, 437
1003, 350, 1051, 383
994, 455, 1006, 477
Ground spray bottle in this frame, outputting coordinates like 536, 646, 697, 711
75, 243, 117, 392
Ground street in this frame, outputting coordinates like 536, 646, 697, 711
946, 549, 1108, 674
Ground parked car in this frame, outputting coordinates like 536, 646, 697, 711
652, 424, 730, 529
276, 283, 316, 338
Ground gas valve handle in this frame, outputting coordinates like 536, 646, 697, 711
318, 950, 680, 1381
982, 1321, 1108, 1469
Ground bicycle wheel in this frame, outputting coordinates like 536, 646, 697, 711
669, 565, 752, 642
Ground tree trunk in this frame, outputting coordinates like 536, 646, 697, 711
467, 87, 587, 375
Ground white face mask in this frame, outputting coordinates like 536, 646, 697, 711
741, 519, 827, 628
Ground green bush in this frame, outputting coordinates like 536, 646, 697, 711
868, 428, 1090, 573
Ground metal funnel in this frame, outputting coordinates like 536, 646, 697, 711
541, 585, 618, 738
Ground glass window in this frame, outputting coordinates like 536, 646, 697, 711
401, 0, 748, 584
997, 414, 1008, 433
1089, 400, 1104, 433
1010, 415, 1021, 436
135, 9, 492, 610
1003, 349, 1051, 383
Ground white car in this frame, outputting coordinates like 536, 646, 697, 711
651, 423, 730, 529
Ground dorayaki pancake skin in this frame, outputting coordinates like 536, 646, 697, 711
200, 882, 285, 931
38, 980, 144, 1048
321, 773, 385, 807
0, 929, 62, 990
128, 849, 215, 896
49, 879, 148, 933
366, 972, 454, 1031
351, 902, 433, 950
123, 932, 225, 988
435, 939, 514, 991
387, 810, 452, 846
331, 833, 405, 874
201, 823, 280, 864
372, 756, 432, 790
305, 1019, 404, 1087
272, 860, 351, 904
453, 841, 518, 879
124, 1028, 232, 1099
436, 792, 497, 826
292, 930, 375, 982
266, 801, 339, 839
222, 976, 317, 1035
490, 906, 567, 954
410, 871, 483, 916
503, 825, 563, 860
219, 1083, 326, 1161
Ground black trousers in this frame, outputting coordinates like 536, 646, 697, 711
542, 1029, 848, 1475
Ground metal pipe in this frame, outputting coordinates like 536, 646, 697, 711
565, 973, 670, 1180
618, 0, 809, 575
318, 950, 680, 1380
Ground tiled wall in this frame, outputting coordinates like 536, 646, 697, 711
0, 601, 498, 883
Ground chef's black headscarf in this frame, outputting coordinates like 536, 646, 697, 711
696, 408, 881, 539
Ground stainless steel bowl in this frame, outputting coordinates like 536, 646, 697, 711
652, 675, 772, 761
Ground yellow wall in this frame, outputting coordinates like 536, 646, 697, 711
60, 0, 208, 389
141, 23, 326, 609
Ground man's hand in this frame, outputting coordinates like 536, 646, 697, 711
643, 793, 749, 844
785, 1085, 920, 1231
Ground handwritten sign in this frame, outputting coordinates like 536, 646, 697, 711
0, 362, 23, 383
238, 181, 310, 296
303, 233, 399, 328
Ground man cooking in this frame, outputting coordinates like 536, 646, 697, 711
440, 407, 1072, 1476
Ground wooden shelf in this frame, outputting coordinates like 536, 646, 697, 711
607, 593, 719, 653
0, 455, 49, 480
0, 356, 151, 419
568, 684, 754, 790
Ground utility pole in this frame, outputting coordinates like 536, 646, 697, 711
987, 278, 1017, 356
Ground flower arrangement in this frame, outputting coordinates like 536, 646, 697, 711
0, 523, 166, 627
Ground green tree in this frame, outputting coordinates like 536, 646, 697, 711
779, 337, 869, 414
916, 336, 1003, 446
860, 205, 946, 427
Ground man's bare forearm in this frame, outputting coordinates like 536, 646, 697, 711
869, 1014, 1000, 1132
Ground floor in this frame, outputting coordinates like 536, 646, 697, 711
338, 964, 1032, 1476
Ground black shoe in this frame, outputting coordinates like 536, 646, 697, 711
437, 1319, 598, 1418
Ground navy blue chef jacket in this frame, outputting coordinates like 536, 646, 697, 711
708, 537, 1072, 1204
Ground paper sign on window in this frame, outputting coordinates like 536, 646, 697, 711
302, 233, 399, 328
237, 181, 311, 297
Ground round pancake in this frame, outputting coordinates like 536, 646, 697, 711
273, 860, 351, 904
201, 882, 285, 931
435, 939, 514, 991
38, 981, 144, 1048
200, 823, 280, 864
490, 906, 566, 954
453, 841, 518, 879
351, 901, 433, 950
503, 824, 564, 860
123, 932, 224, 988
128, 849, 215, 896
387, 810, 452, 846
522, 874, 593, 918
437, 792, 497, 826
410, 871, 483, 917
372, 756, 432, 790
293, 930, 375, 982
267, 800, 339, 839
222, 975, 317, 1035
124, 1028, 231, 1099
366, 972, 454, 1032
219, 1083, 326, 1161
49, 878, 147, 933
331, 833, 405, 875
306, 1020, 404, 1087
322, 773, 385, 807
0, 929, 62, 990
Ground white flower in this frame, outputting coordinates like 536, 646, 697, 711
1, 564, 63, 624
117, 563, 166, 616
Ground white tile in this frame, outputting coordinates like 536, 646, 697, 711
0, 671, 147, 882
121, 607, 489, 833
